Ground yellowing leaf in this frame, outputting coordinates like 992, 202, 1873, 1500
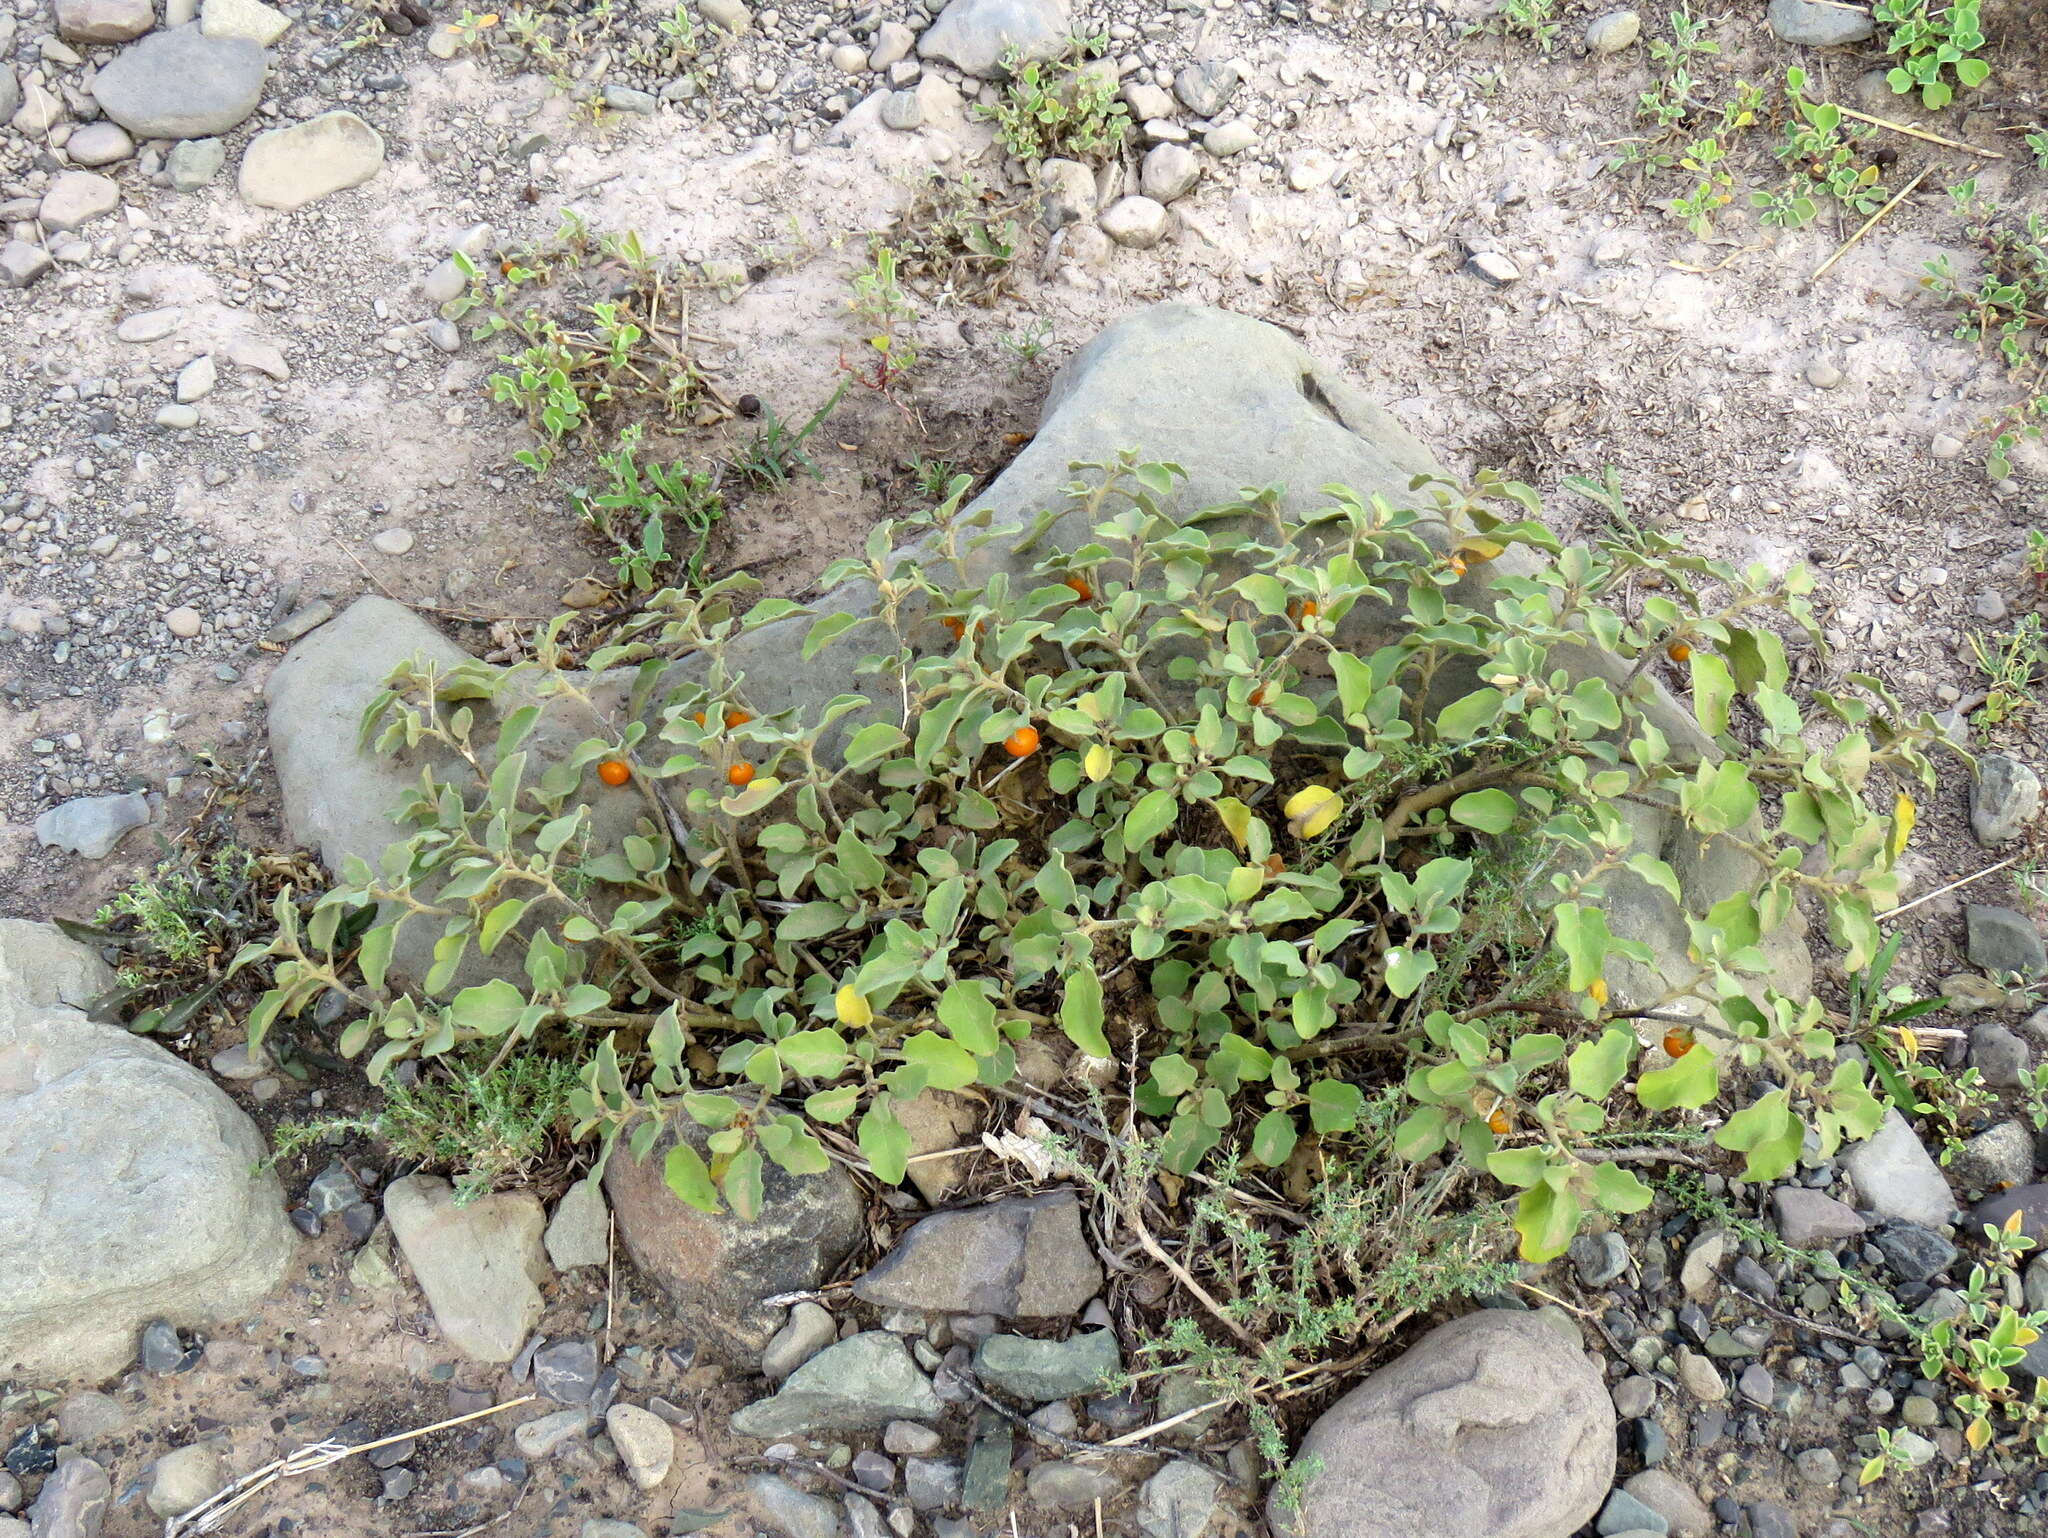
1588, 977, 1609, 1006
1889, 793, 1916, 859
1213, 796, 1254, 850
1898, 1023, 1922, 1059
1084, 743, 1113, 782
1965, 1416, 1991, 1451
1285, 784, 1342, 840
835, 985, 873, 1029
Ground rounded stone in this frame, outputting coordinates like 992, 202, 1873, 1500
1583, 9, 1642, 53
91, 29, 268, 140
239, 111, 387, 210
371, 528, 415, 556
165, 606, 204, 637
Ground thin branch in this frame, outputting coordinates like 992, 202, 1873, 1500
1880, 855, 2017, 922
1834, 104, 2004, 159
1812, 166, 1931, 282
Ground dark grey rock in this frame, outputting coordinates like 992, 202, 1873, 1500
1769, 1187, 1866, 1247
904, 1458, 962, 1512
90, 27, 268, 140
1971, 1184, 2048, 1243
1874, 1224, 1957, 1284
307, 1160, 363, 1216
747, 1474, 842, 1538
1970, 1021, 2035, 1089
534, 1340, 601, 1404
1570, 1232, 1630, 1289
1971, 754, 2041, 845
732, 1333, 942, 1438
1138, 1462, 1222, 1538
1025, 1460, 1121, 1511
973, 1330, 1120, 1401
1949, 1120, 2036, 1192
1737, 1364, 1774, 1408
854, 1192, 1102, 1319
1173, 61, 1239, 117
141, 1320, 185, 1375
1966, 905, 2046, 978
1597, 1490, 1669, 1536
1845, 1109, 1953, 1227
1748, 1500, 1799, 1538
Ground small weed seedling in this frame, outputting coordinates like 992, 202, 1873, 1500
844, 244, 920, 396
1757, 70, 1888, 229
1918, 1213, 2048, 1457
1875, 0, 1992, 110
974, 49, 1129, 164
731, 378, 848, 489
890, 173, 1025, 306
571, 424, 726, 593
1490, 0, 1563, 53
999, 317, 1056, 368
1924, 181, 2048, 478
1967, 614, 2047, 726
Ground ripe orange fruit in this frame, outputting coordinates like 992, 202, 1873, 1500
1286, 598, 1320, 626
942, 616, 965, 641
1663, 1028, 1695, 1058
1251, 683, 1272, 707
1448, 556, 1468, 577
727, 762, 756, 788
1667, 641, 1692, 663
1003, 725, 1040, 758
691, 711, 708, 727
724, 709, 753, 729
1064, 575, 1093, 601
1487, 1107, 1510, 1136
596, 758, 631, 787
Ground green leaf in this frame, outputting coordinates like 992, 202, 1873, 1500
901, 1030, 979, 1090
844, 721, 908, 769
1330, 651, 1376, 719
663, 1142, 720, 1213
1590, 1161, 1654, 1213
1449, 787, 1518, 835
1512, 1178, 1583, 1262
1308, 1078, 1364, 1133
1433, 687, 1505, 741
859, 1102, 912, 1184
1383, 945, 1436, 999
1060, 964, 1111, 1057
777, 1027, 849, 1078
1251, 1109, 1298, 1167
356, 921, 397, 992
1636, 1040, 1720, 1111
1487, 1146, 1552, 1188
1569, 1028, 1637, 1101
1123, 788, 1179, 849
778, 902, 846, 943
1715, 1087, 1803, 1180
722, 1146, 765, 1221
937, 980, 1000, 1055
449, 977, 526, 1036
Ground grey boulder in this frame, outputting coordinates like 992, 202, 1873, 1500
27, 1456, 109, 1537
917, 0, 1068, 78
853, 1190, 1101, 1318
90, 26, 265, 140
606, 1115, 863, 1362
238, 111, 386, 210
973, 1329, 1120, 1400
1769, 1187, 1866, 1247
0, 925, 292, 1382
1275, 1309, 1614, 1538
731, 1331, 943, 1437
55, 0, 155, 43
384, 1174, 549, 1362
1966, 904, 2047, 978
1971, 754, 2040, 846
34, 791, 150, 859
1768, 0, 1874, 45
1845, 1108, 1954, 1228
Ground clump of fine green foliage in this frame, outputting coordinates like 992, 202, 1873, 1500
233, 455, 1945, 1262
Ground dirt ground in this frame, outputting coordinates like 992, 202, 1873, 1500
4, 0, 2048, 1534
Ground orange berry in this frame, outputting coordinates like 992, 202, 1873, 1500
942, 616, 966, 641
1663, 1028, 1695, 1058
724, 709, 753, 729
596, 758, 631, 788
1064, 575, 1093, 602
1251, 683, 1272, 707
727, 762, 756, 788
1486, 1107, 1511, 1136
1002, 725, 1040, 759
1286, 598, 1321, 626
1448, 556, 1467, 577
1667, 641, 1692, 663
691, 711, 708, 727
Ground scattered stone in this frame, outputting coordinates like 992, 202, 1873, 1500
884, 1422, 941, 1457
156, 405, 200, 429
1173, 61, 1239, 117
869, 21, 916, 69
1770, 1187, 1866, 1247
146, 1444, 223, 1519
513, 1408, 589, 1459
240, 112, 386, 209
55, 0, 154, 43
544, 1175, 609, 1270
1276, 1310, 1613, 1538
92, 28, 268, 139
1612, 1376, 1657, 1419
1970, 1020, 2034, 1089
1736, 1363, 1774, 1408
1971, 754, 2040, 846
880, 91, 923, 131
1792, 1447, 1839, 1487
973, 1330, 1120, 1400
202, 0, 291, 44
1583, 9, 1642, 52
1949, 1120, 2035, 1192
606, 1115, 862, 1363
65, 123, 135, 167
748, 1475, 840, 1538
34, 792, 151, 859
605, 1404, 674, 1490
306, 1160, 363, 1216
1971, 1183, 2048, 1242
371, 527, 417, 558
1874, 1223, 1957, 1284
1572, 1231, 1631, 1288
1026, 1461, 1120, 1511
904, 1458, 961, 1511
602, 85, 658, 114
854, 1192, 1102, 1319
1597, 1490, 1667, 1537
168, 137, 228, 191
1679, 1230, 1727, 1301
1203, 120, 1258, 156
1099, 196, 1168, 249
762, 1302, 839, 1384
917, 0, 1068, 78
1768, 0, 1873, 44
1804, 358, 1842, 389
177, 354, 218, 404
1286, 148, 1338, 191
1675, 1349, 1726, 1402
1466, 251, 1522, 286
1036, 159, 1097, 231
1966, 904, 2046, 978
1140, 143, 1200, 204
384, 1176, 549, 1363
534, 1340, 601, 1403
731, 1332, 942, 1437
0, 242, 53, 290
1623, 1470, 1713, 1537
697, 0, 749, 33
26, 1458, 109, 1538
1139, 1462, 1221, 1538
38, 172, 120, 234
1845, 1107, 1955, 1226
